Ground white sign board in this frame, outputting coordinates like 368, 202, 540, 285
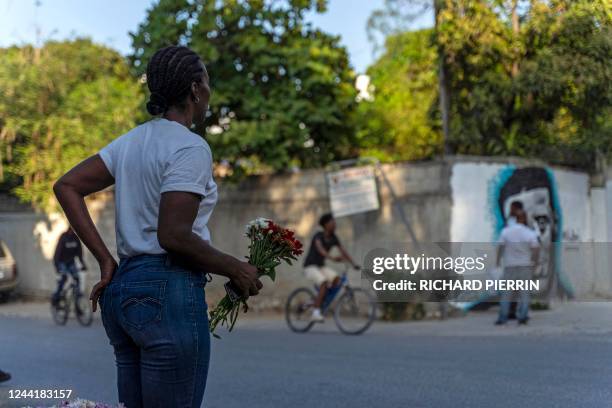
327, 166, 380, 217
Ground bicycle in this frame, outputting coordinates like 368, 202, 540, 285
51, 269, 93, 326
285, 264, 376, 335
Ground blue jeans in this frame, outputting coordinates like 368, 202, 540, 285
498, 266, 532, 322
99, 254, 210, 408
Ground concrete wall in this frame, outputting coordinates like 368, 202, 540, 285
449, 158, 597, 242
607, 166, 612, 242
202, 160, 452, 307
1, 156, 609, 304
0, 160, 452, 307
449, 157, 612, 300
0, 194, 110, 298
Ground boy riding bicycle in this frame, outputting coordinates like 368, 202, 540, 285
303, 213, 359, 322
52, 226, 87, 305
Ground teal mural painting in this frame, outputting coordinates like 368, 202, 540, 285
488, 166, 574, 298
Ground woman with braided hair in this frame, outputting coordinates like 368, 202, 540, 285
54, 45, 262, 408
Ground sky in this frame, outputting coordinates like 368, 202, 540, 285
0, 0, 433, 73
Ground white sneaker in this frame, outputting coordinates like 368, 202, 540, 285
310, 308, 324, 323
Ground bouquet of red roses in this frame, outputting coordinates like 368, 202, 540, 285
209, 218, 303, 337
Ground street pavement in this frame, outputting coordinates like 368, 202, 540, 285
0, 301, 611, 408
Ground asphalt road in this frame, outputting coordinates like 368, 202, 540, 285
0, 306, 611, 408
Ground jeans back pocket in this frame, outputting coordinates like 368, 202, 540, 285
120, 280, 166, 330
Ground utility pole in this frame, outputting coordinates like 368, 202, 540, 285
510, 0, 520, 78
34, 0, 42, 46
434, 0, 451, 155
33, 0, 42, 62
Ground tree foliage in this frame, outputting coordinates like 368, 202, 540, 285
356, 29, 442, 162
0, 39, 142, 208
365, 0, 611, 169
130, 0, 357, 176
1, 0, 609, 209
438, 0, 612, 167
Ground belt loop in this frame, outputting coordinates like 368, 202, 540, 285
164, 255, 172, 268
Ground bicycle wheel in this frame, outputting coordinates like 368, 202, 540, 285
75, 294, 93, 326
333, 288, 376, 335
285, 288, 316, 333
51, 297, 69, 326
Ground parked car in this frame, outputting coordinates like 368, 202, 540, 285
0, 240, 17, 301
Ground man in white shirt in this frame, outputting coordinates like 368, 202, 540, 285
504, 200, 523, 319
495, 210, 540, 325
506, 200, 523, 226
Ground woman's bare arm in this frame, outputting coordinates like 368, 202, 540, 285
53, 155, 116, 311
157, 191, 262, 299
338, 244, 358, 268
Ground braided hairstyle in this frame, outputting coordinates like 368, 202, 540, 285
145, 46, 205, 116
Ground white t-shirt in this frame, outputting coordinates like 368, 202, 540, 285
99, 118, 218, 258
498, 223, 539, 267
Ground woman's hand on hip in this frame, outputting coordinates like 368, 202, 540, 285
90, 257, 118, 312
230, 260, 262, 300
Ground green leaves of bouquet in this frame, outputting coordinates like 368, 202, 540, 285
208, 218, 303, 338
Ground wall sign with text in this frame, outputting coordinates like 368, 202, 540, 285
327, 166, 380, 217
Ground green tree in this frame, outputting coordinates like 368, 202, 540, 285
0, 39, 142, 208
356, 29, 442, 162
437, 0, 612, 167
130, 0, 357, 175
516, 0, 612, 167
368, 0, 611, 169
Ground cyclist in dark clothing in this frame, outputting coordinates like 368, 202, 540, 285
52, 227, 87, 304
303, 213, 358, 322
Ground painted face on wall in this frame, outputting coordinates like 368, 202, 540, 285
496, 167, 561, 292
503, 187, 553, 281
